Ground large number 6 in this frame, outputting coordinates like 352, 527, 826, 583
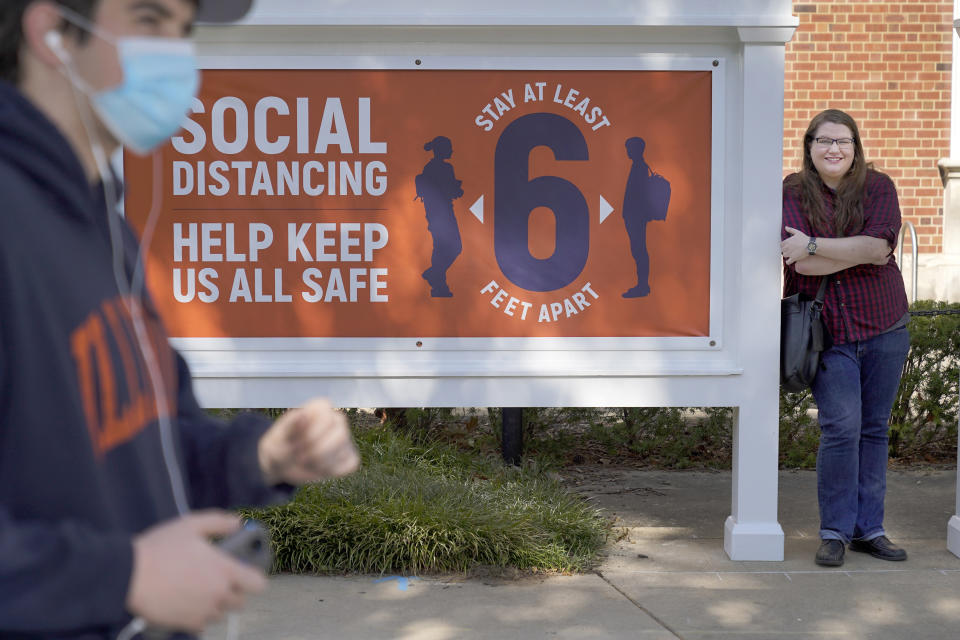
494, 113, 590, 292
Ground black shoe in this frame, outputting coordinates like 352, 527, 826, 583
849, 535, 907, 561
815, 539, 845, 566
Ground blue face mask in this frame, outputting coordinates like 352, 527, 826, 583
55, 6, 199, 154
91, 38, 199, 154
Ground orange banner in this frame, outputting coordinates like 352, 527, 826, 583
124, 69, 712, 338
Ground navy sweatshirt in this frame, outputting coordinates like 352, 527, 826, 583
0, 82, 287, 638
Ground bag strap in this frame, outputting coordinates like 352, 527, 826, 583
810, 276, 829, 352
812, 276, 828, 309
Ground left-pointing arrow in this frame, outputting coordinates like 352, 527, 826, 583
599, 196, 614, 224
470, 195, 484, 223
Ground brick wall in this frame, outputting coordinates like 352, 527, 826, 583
784, 1, 953, 253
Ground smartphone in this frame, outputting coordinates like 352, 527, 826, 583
217, 520, 272, 571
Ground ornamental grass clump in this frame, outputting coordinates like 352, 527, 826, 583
241, 426, 609, 575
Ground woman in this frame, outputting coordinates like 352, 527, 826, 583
781, 109, 911, 567
416, 135, 464, 297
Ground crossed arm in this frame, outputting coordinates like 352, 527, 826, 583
781, 226, 891, 275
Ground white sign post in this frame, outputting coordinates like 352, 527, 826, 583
949, 398, 960, 557
171, 0, 797, 561
946, 12, 960, 561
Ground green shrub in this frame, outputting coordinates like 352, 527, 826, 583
779, 389, 818, 468
610, 408, 732, 468
888, 301, 960, 459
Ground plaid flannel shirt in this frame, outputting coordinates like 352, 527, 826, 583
782, 170, 909, 345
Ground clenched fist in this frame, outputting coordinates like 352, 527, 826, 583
257, 399, 361, 486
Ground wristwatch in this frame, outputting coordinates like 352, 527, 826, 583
806, 236, 817, 256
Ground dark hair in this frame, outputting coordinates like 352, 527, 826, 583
0, 1, 95, 85
785, 108, 871, 236
0, 0, 199, 86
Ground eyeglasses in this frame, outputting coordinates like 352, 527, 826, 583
813, 137, 855, 149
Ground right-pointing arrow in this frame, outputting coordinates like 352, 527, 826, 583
599, 196, 614, 224
469, 195, 484, 223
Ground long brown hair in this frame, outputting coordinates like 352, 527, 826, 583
785, 109, 870, 236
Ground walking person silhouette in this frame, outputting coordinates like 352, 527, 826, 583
416, 136, 464, 297
621, 137, 671, 298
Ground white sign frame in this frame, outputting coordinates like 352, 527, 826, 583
163, 11, 798, 561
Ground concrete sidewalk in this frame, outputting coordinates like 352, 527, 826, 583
207, 468, 960, 640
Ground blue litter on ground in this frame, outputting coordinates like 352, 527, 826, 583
373, 576, 419, 591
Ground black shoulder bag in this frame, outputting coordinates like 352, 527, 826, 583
780, 277, 831, 392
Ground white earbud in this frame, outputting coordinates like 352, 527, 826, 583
44, 31, 69, 62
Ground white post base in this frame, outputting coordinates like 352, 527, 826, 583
948, 516, 960, 558
723, 515, 785, 561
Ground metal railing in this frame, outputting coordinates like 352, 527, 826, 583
897, 220, 918, 303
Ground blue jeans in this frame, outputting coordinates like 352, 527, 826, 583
810, 326, 910, 544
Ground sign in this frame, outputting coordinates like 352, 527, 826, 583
125, 69, 712, 339
118, 5, 795, 561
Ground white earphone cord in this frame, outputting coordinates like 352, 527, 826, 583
54, 41, 247, 640
63, 47, 191, 519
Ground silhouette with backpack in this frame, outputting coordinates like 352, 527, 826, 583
621, 136, 671, 298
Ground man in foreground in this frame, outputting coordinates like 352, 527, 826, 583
0, 1, 361, 637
